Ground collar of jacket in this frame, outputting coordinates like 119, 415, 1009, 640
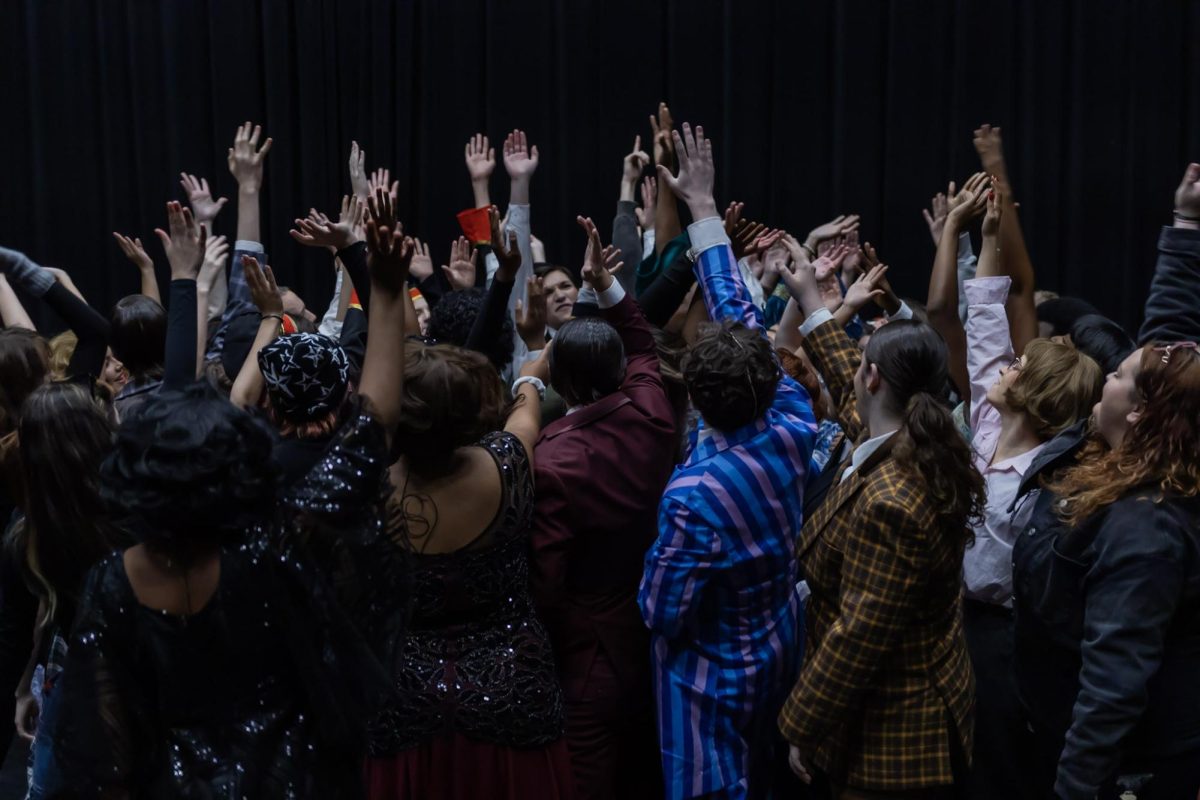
798, 433, 900, 561
538, 393, 632, 441
1013, 419, 1090, 506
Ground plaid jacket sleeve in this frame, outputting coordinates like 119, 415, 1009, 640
779, 492, 927, 751
802, 317, 864, 441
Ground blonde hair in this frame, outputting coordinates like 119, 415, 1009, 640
47, 331, 78, 380
1006, 339, 1103, 439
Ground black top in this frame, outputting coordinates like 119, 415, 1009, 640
368, 432, 565, 754
1012, 489, 1200, 799
50, 407, 401, 798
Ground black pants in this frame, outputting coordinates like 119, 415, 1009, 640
963, 599, 1035, 800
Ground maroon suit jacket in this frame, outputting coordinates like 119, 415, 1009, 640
531, 293, 677, 699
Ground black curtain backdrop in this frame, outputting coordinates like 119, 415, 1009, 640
2, 0, 1198, 332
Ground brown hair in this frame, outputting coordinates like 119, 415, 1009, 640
682, 320, 779, 432
1005, 338, 1103, 439
1048, 344, 1200, 527
864, 321, 985, 545
395, 344, 513, 478
0, 329, 50, 437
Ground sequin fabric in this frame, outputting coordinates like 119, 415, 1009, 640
368, 432, 566, 754
49, 408, 400, 797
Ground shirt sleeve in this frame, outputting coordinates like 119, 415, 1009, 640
638, 496, 723, 640
957, 231, 978, 324
689, 217, 762, 330
964, 276, 1014, 450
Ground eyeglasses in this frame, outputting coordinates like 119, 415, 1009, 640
1007, 356, 1023, 371
1153, 342, 1198, 364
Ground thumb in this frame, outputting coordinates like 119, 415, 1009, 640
1186, 163, 1200, 183
215, 197, 229, 210
655, 163, 677, 191
153, 228, 171, 250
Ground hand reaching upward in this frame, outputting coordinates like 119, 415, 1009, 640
408, 238, 434, 281
113, 232, 154, 273
973, 124, 1008, 183
466, 134, 496, 182
441, 236, 476, 290
1175, 162, 1200, 228
656, 122, 717, 220
649, 102, 676, 169
369, 168, 399, 202
489, 205, 522, 282
635, 176, 657, 230
179, 173, 228, 225
349, 141, 369, 199
577, 216, 623, 293
227, 122, 272, 192
154, 201, 207, 281
503, 129, 539, 181
289, 196, 364, 253
365, 188, 414, 296
243, 255, 283, 316
198, 235, 230, 293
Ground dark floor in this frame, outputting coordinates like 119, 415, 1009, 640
0, 739, 27, 799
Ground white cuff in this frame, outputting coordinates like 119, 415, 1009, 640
956, 231, 975, 262
595, 280, 626, 309
685, 217, 730, 257
799, 308, 835, 337
888, 301, 914, 321
642, 229, 656, 260
235, 240, 265, 253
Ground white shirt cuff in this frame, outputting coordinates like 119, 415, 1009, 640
595, 280, 626, 309
685, 216, 730, 256
889, 301, 914, 321
800, 307, 835, 337
964, 275, 1012, 306
235, 240, 264, 253
642, 229, 656, 260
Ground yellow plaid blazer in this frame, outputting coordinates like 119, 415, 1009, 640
778, 318, 974, 791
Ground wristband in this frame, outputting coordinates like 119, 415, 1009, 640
512, 375, 546, 401
801, 242, 817, 260
261, 313, 284, 323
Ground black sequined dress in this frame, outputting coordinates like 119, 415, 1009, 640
48, 408, 401, 799
364, 432, 575, 800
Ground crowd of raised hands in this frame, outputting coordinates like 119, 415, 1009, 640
2, 90, 1200, 800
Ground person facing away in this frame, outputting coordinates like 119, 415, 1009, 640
638, 169, 818, 797
780, 312, 984, 797
365, 341, 578, 800
529, 217, 675, 800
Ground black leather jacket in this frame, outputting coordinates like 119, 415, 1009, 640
1013, 472, 1200, 800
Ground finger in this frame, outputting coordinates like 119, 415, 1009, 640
258, 137, 273, 158
649, 113, 660, 136
656, 163, 679, 194
922, 209, 934, 226
680, 122, 696, 159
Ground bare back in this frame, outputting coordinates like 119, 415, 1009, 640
387, 445, 505, 555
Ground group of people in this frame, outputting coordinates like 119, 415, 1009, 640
0, 98, 1197, 800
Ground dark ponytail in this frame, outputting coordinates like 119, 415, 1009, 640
863, 322, 985, 549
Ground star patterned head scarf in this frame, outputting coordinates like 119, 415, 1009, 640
257, 333, 351, 422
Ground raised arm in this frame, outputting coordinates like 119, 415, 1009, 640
229, 256, 283, 409
465, 210, 522, 368
290, 195, 368, 314
180, 172, 229, 321
227, 122, 272, 243
465, 133, 495, 209
195, 235, 229, 376
650, 103, 682, 255
0, 274, 34, 330
153, 201, 206, 391
1139, 162, 1200, 344
112, 232, 161, 303
502, 129, 538, 362
927, 171, 988, 401
358, 188, 413, 437
974, 124, 1037, 354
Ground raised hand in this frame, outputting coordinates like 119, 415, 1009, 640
289, 195, 364, 252
656, 122, 717, 220
777, 252, 825, 314
243, 255, 282, 316
113, 232, 154, 273
922, 183, 952, 245
227, 122, 272, 191
154, 201, 207, 280
805, 214, 859, 251
369, 167, 399, 201
973, 123, 1008, 181
781, 233, 812, 268
946, 172, 990, 228
179, 173, 228, 225
1175, 162, 1200, 226
577, 216, 623, 292
502, 129, 539, 181
623, 135, 650, 183
441, 236, 475, 290
489, 205, 522, 282
981, 184, 1003, 238
198, 234, 230, 292
530, 233, 547, 263
408, 238, 434, 281
466, 134, 496, 182
349, 141, 369, 199
365, 188, 414, 296
649, 102, 676, 168
635, 176, 657, 230
841, 262, 890, 316
840, 229, 864, 283
860, 240, 901, 314
515, 275, 548, 349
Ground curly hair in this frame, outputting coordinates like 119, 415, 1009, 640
100, 381, 277, 558
394, 344, 513, 478
682, 320, 779, 431
1048, 344, 1200, 527
426, 288, 515, 373
865, 321, 986, 545
1005, 338, 1103, 439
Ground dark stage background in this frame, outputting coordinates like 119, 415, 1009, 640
2, 0, 1198, 333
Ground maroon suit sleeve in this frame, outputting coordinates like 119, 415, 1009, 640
604, 294, 673, 424
529, 459, 573, 637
